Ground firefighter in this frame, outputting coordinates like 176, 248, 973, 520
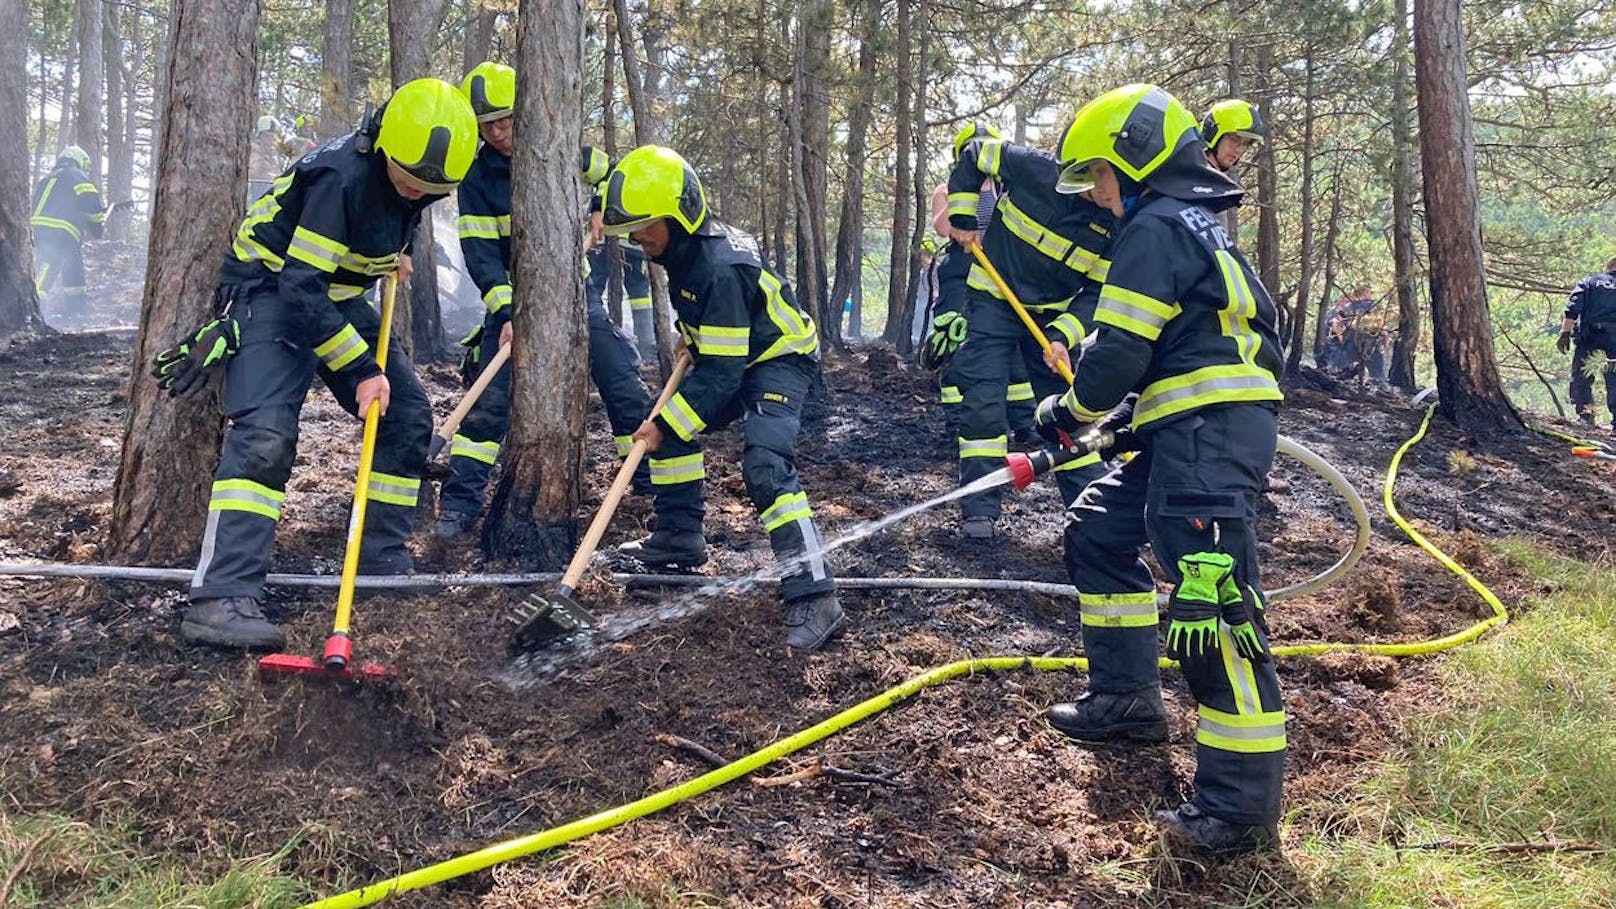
920, 129, 1036, 452
1559, 258, 1616, 430
599, 144, 844, 652
1202, 99, 1265, 174
943, 124, 1113, 539
432, 63, 655, 539
1036, 84, 1286, 855
30, 146, 105, 323
152, 78, 479, 650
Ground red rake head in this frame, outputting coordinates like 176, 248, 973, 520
258, 653, 395, 683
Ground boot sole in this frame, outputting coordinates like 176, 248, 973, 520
1048, 718, 1169, 744
180, 620, 285, 652
622, 550, 709, 569
786, 611, 846, 652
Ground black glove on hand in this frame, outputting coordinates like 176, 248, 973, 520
152, 313, 242, 398
1557, 332, 1573, 355
1091, 394, 1143, 460
919, 312, 968, 371
1033, 393, 1084, 449
1165, 552, 1235, 664
458, 324, 486, 388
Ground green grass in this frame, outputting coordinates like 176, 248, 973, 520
1290, 542, 1616, 908
0, 814, 309, 909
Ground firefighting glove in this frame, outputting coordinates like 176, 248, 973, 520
919, 312, 968, 370
151, 314, 242, 398
458, 324, 486, 388
1222, 581, 1271, 664
1092, 395, 1143, 460
1033, 393, 1084, 450
1165, 552, 1236, 664
1557, 331, 1573, 355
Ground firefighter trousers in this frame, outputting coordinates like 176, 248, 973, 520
648, 355, 834, 604
32, 227, 87, 316
438, 300, 653, 518
190, 286, 432, 601
1062, 403, 1285, 826
954, 291, 1101, 520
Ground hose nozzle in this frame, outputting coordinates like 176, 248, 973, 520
1005, 429, 1114, 490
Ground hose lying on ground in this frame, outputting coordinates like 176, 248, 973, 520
294, 407, 1496, 909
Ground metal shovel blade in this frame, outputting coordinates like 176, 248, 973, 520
508, 590, 597, 653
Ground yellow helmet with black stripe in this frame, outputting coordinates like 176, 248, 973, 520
376, 78, 479, 194
460, 61, 516, 122
600, 145, 710, 236
58, 146, 90, 171
1056, 84, 1200, 193
1201, 99, 1265, 150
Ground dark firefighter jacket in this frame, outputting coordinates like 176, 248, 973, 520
456, 144, 514, 323
1566, 270, 1616, 330
219, 132, 438, 382
31, 162, 105, 242
648, 220, 819, 442
1061, 193, 1284, 431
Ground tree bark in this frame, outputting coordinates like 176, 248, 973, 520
883, 0, 912, 345
600, 21, 626, 328
72, 0, 105, 179
1388, 0, 1421, 391
826, 0, 877, 349
1413, 0, 1518, 431
1313, 172, 1344, 360
108, 0, 259, 563
1285, 45, 1316, 373
389, 0, 452, 362
897, 0, 931, 355
484, 0, 587, 567
0, 0, 44, 337
321, 0, 355, 139
103, 1, 134, 241
793, 0, 832, 349
1253, 43, 1280, 299
462, 0, 497, 73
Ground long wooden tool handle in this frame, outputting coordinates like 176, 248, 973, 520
967, 242, 1075, 384
558, 353, 693, 591
434, 342, 511, 447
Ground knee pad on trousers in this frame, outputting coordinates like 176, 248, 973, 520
225, 406, 301, 486
741, 443, 793, 503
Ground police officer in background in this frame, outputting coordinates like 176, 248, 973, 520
1559, 258, 1616, 430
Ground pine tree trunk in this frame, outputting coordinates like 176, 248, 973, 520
72, 0, 104, 179
1253, 44, 1280, 298
897, 0, 931, 355
0, 0, 44, 338
1413, 0, 1518, 431
484, 0, 587, 567
388, 0, 452, 362
320, 0, 355, 139
1285, 46, 1316, 372
882, 0, 912, 345
614, 0, 677, 378
1388, 0, 1421, 391
462, 0, 497, 72
795, 0, 832, 350
103, 2, 134, 241
108, 0, 259, 563
827, 0, 877, 347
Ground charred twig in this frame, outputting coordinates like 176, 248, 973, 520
1497, 324, 1566, 418
0, 832, 50, 908
650, 733, 730, 769
1405, 838, 1609, 856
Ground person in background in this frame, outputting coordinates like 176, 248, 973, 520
1559, 258, 1616, 430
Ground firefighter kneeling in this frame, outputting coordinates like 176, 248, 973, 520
1035, 84, 1287, 855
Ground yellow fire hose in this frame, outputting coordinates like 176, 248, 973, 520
297, 404, 1505, 909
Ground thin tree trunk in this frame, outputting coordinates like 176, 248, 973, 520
827, 0, 877, 350
883, 0, 912, 344
1285, 46, 1317, 373
321, 0, 355, 139
388, 0, 452, 362
601, 22, 625, 328
897, 0, 931, 355
73, 0, 104, 179
1313, 172, 1344, 362
108, 0, 259, 563
462, 0, 497, 72
1253, 43, 1280, 298
104, 1, 133, 241
1388, 0, 1421, 391
795, 0, 832, 349
484, 0, 587, 567
59, 7, 78, 160
34, 42, 47, 182
1413, 0, 1518, 430
613, 0, 677, 378
0, 0, 44, 337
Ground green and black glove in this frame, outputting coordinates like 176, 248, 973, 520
918, 311, 969, 370
458, 324, 486, 388
1165, 552, 1235, 664
1222, 580, 1271, 664
151, 312, 242, 398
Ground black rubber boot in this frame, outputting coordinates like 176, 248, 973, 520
961, 516, 996, 540
180, 597, 286, 651
1156, 802, 1278, 855
784, 593, 845, 651
431, 510, 478, 540
620, 528, 708, 568
1046, 689, 1169, 743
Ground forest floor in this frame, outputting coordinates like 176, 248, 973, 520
2, 321, 1615, 908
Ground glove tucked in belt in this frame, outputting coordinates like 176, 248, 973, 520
151, 287, 244, 398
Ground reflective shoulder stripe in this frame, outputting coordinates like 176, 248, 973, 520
1078, 590, 1159, 628
978, 138, 1004, 177
483, 284, 513, 314
1196, 705, 1286, 754
997, 196, 1074, 264
458, 214, 503, 240
662, 392, 707, 441
752, 269, 819, 363
287, 226, 348, 273
947, 192, 979, 218
1134, 363, 1283, 428
1096, 284, 1181, 341
696, 323, 749, 357
312, 324, 370, 372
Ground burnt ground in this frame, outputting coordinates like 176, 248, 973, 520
2, 326, 1615, 909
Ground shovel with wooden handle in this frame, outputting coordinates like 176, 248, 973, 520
508, 352, 693, 652
425, 341, 511, 471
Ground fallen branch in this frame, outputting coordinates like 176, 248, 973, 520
1497, 325, 1566, 418
1405, 838, 1609, 856
649, 733, 729, 769
0, 833, 50, 908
